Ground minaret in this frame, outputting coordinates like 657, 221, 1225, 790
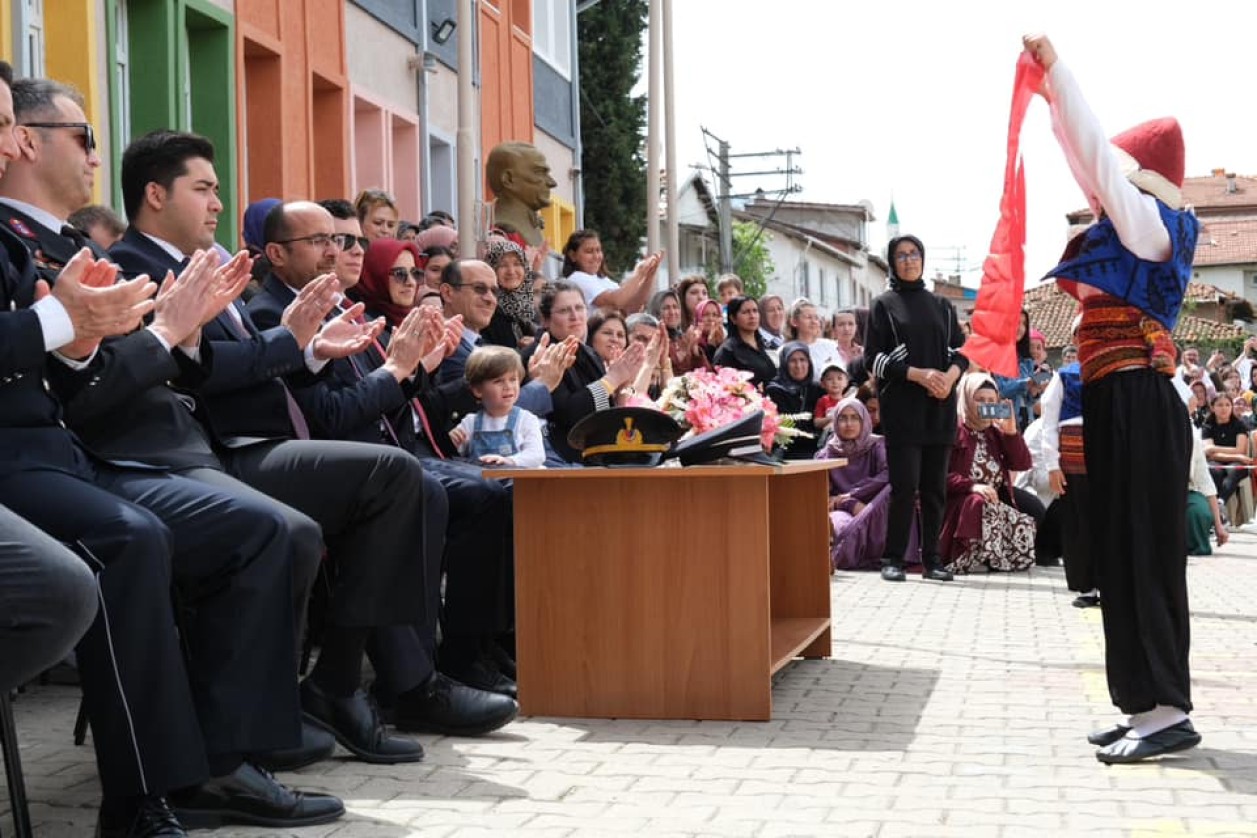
887, 198, 900, 239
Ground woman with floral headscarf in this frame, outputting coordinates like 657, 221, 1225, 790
481, 237, 539, 350
815, 397, 893, 571
938, 373, 1036, 573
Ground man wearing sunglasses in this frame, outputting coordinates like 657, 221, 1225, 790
0, 78, 103, 276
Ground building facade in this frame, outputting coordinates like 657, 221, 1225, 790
0, 0, 580, 251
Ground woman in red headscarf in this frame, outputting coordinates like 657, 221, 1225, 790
351, 236, 425, 329
1025, 34, 1200, 764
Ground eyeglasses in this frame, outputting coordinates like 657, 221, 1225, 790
22, 122, 96, 153
389, 267, 423, 283
275, 234, 339, 249
332, 233, 369, 251
449, 282, 496, 297
894, 251, 923, 263
550, 304, 587, 318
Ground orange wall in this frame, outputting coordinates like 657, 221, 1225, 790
235, 0, 350, 217
480, 0, 535, 197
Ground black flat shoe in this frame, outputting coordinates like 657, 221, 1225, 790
1086, 724, 1130, 746
441, 659, 519, 699
1073, 594, 1101, 609
1095, 720, 1201, 764
248, 721, 335, 772
922, 567, 954, 582
394, 672, 519, 736
96, 796, 187, 837
880, 565, 906, 582
171, 762, 343, 829
300, 678, 425, 764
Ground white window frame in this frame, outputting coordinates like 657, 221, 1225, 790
532, 0, 571, 78
23, 0, 46, 78
114, 0, 132, 149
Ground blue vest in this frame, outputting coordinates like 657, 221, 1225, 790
1058, 363, 1083, 423
1044, 201, 1198, 330
467, 406, 521, 460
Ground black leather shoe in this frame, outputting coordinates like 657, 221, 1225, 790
1073, 594, 1101, 609
442, 659, 519, 699
395, 672, 519, 736
880, 565, 906, 582
922, 567, 954, 582
1095, 720, 1201, 764
171, 762, 343, 828
1087, 724, 1131, 746
300, 678, 425, 764
248, 721, 335, 772
96, 796, 187, 837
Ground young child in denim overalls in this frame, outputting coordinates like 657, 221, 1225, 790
450, 346, 546, 468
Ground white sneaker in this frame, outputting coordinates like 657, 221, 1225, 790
1236, 521, 1257, 535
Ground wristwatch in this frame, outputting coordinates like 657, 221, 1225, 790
620, 386, 637, 397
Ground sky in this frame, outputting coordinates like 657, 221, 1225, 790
647, 0, 1257, 286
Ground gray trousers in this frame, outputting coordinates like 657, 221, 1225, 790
0, 504, 98, 692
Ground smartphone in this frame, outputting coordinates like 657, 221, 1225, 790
1031, 370, 1053, 385
978, 402, 1013, 420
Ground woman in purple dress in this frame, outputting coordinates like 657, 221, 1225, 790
815, 397, 891, 571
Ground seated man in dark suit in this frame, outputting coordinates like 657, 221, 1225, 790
252, 201, 530, 700
0, 504, 97, 693
106, 130, 512, 747
0, 71, 342, 836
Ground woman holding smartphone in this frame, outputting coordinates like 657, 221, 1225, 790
938, 374, 1037, 573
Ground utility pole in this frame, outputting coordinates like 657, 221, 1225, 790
662, 0, 679, 283
717, 139, 733, 273
645, 0, 661, 255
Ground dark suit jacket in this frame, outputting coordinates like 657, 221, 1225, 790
0, 202, 105, 284
109, 230, 310, 446
0, 225, 93, 477
247, 276, 413, 444
0, 221, 220, 471
436, 330, 553, 416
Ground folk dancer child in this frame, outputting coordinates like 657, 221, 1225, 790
1025, 34, 1200, 763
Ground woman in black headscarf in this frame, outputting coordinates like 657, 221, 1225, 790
863, 234, 969, 583
766, 340, 822, 458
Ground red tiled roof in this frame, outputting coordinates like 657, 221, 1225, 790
1195, 218, 1257, 266
1067, 174, 1257, 224
1023, 281, 1246, 349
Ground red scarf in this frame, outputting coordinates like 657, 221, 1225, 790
962, 52, 1045, 377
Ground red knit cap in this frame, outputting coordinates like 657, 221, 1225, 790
1110, 117, 1185, 208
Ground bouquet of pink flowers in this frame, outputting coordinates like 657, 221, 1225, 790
654, 367, 811, 451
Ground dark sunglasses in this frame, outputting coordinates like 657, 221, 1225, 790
332, 233, 369, 251
389, 267, 424, 283
22, 121, 96, 153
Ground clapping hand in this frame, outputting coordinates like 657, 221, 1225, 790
282, 274, 339, 349
528, 333, 580, 392
312, 302, 385, 360
38, 250, 158, 359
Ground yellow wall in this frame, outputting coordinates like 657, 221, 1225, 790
541, 196, 576, 254
44, 1, 104, 201
0, 0, 11, 65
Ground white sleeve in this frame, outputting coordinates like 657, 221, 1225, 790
1038, 372, 1064, 473
1047, 61, 1171, 263
1189, 435, 1216, 497
511, 410, 547, 468
568, 272, 616, 307
454, 413, 476, 456
31, 295, 75, 352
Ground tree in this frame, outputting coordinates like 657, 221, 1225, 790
706, 221, 775, 300
577, 0, 648, 276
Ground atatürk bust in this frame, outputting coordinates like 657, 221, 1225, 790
486, 142, 558, 246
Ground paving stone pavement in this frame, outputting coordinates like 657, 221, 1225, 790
6, 531, 1257, 837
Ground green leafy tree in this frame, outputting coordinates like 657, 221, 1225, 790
577, 0, 648, 276
707, 221, 775, 300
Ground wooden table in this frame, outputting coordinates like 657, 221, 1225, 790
493, 459, 841, 721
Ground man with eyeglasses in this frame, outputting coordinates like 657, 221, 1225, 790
106, 133, 474, 769
0, 77, 347, 835
0, 78, 103, 275
246, 200, 526, 714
